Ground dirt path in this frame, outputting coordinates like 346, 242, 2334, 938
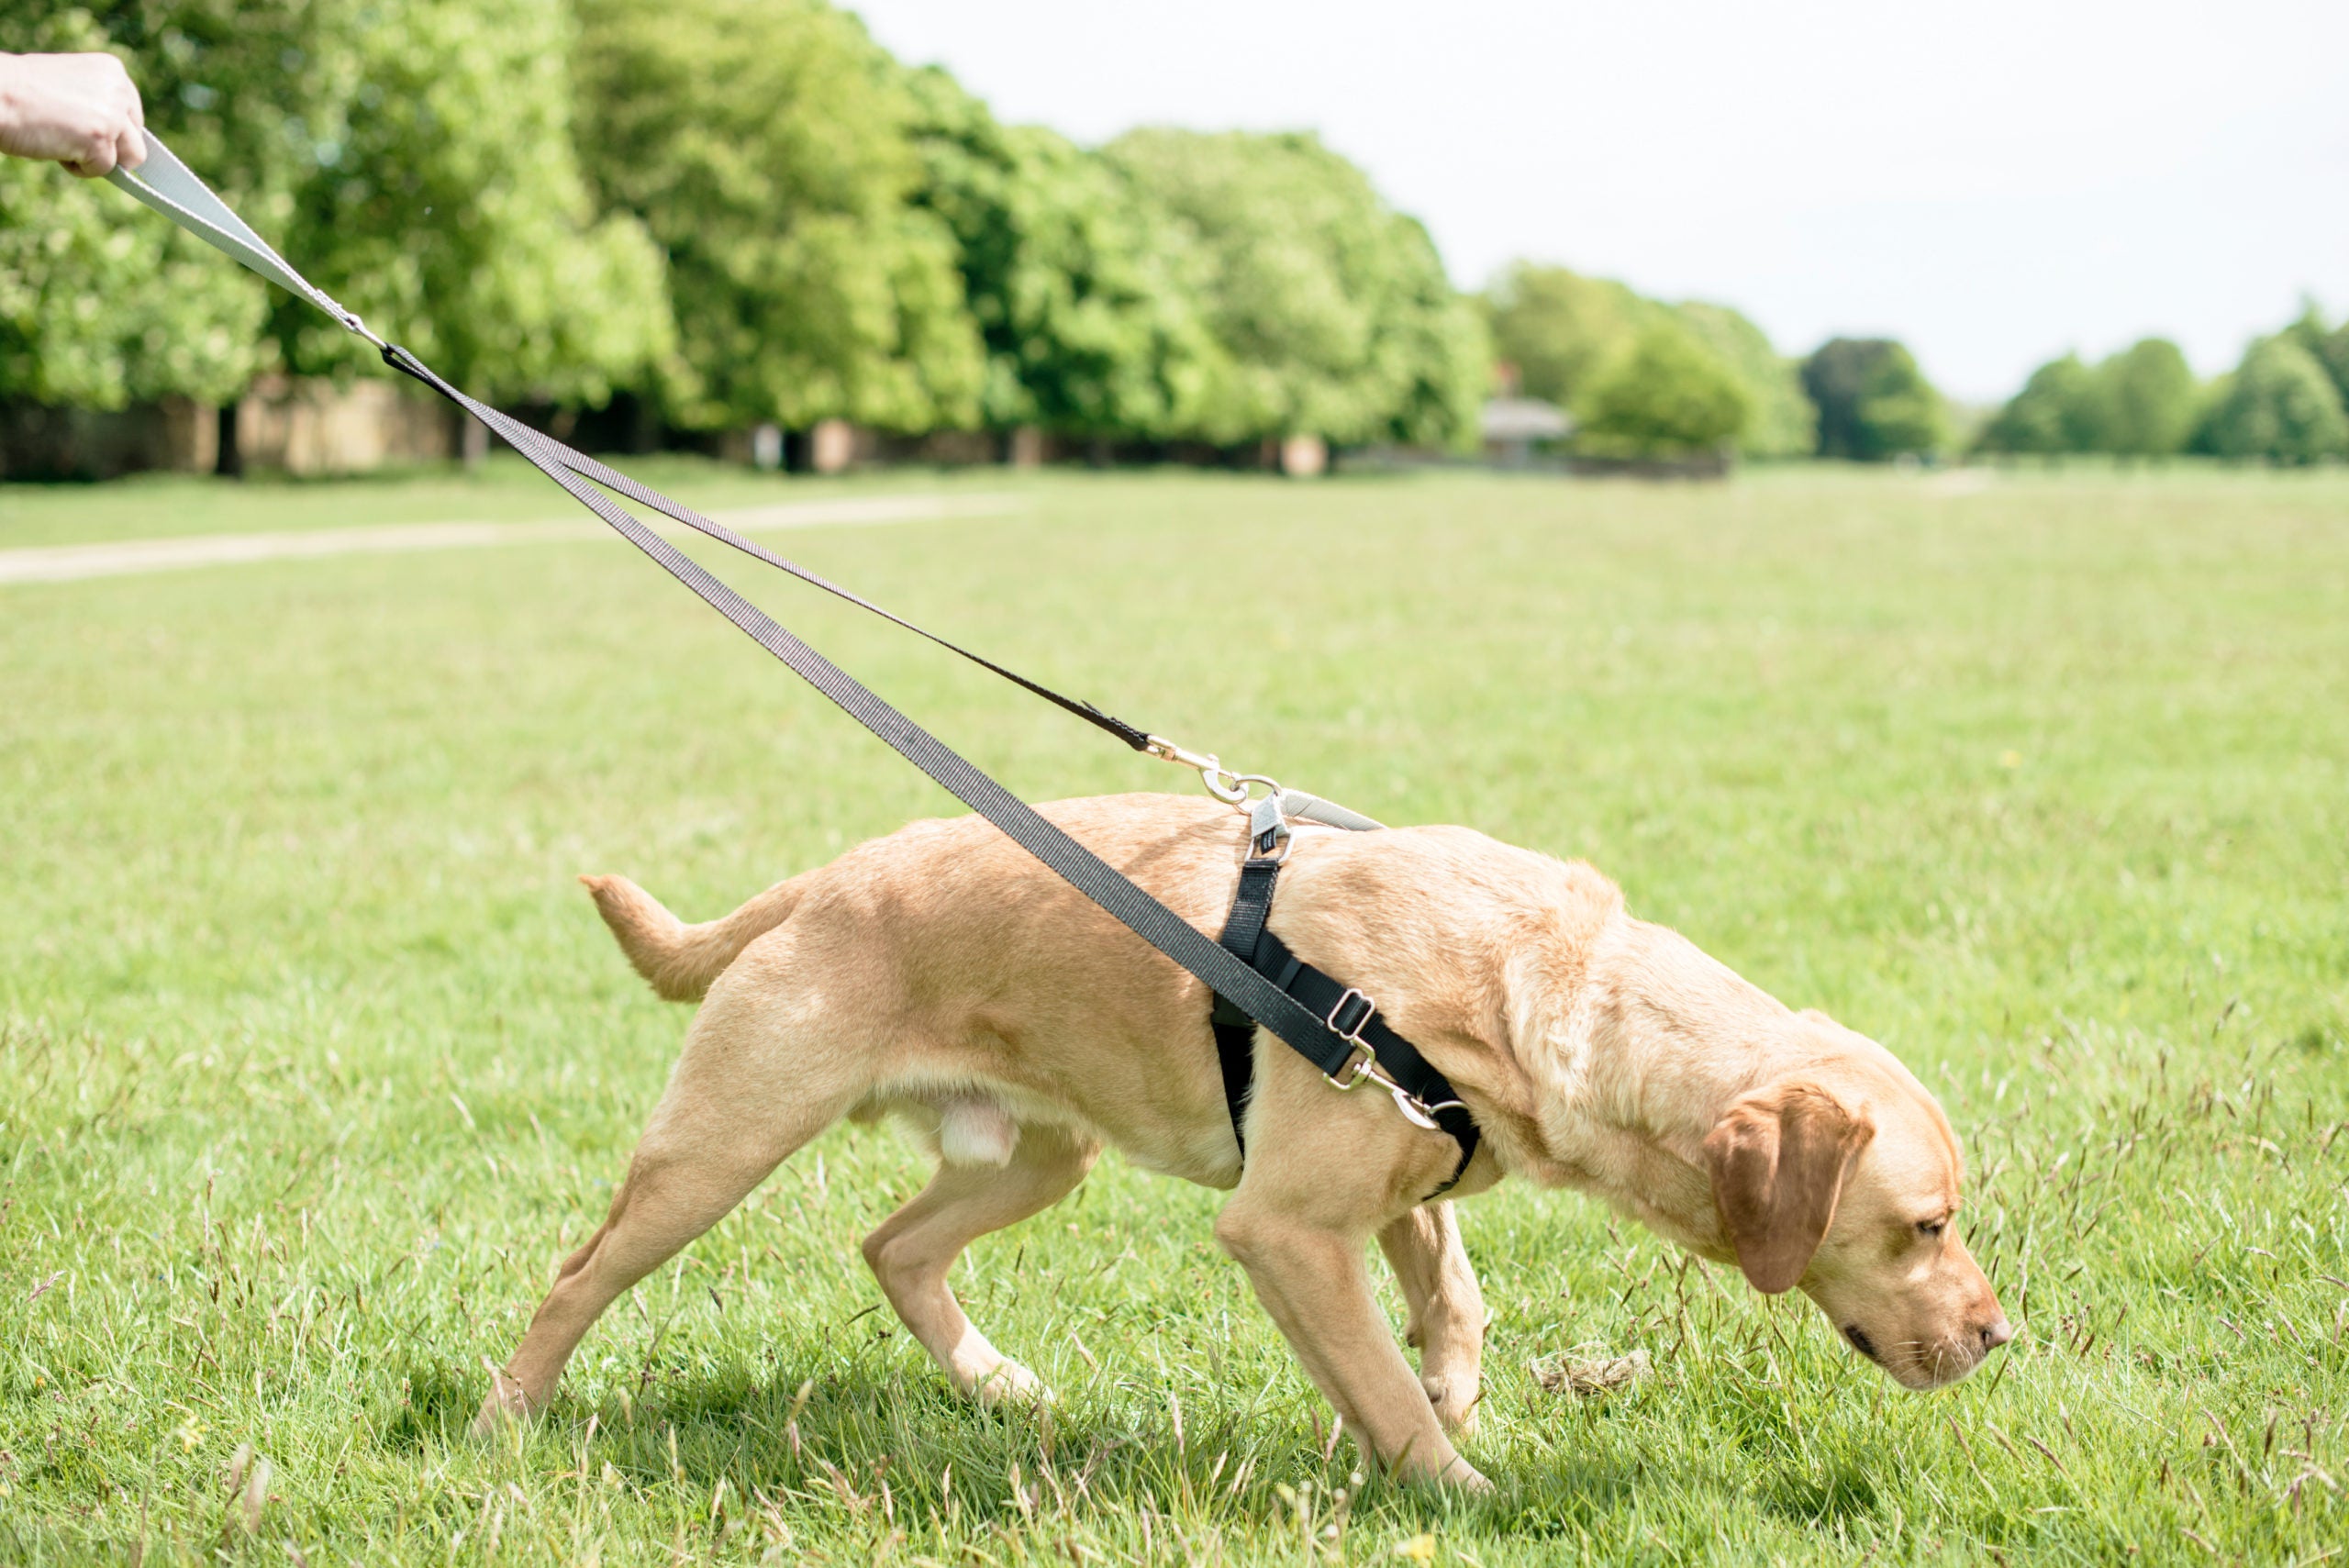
0, 492, 1020, 587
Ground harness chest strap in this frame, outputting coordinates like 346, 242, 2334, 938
1210, 801, 1480, 1195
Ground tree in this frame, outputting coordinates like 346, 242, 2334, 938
2198, 335, 2348, 464
1104, 128, 1486, 449
905, 70, 1215, 439
1978, 353, 2100, 455
1801, 338, 1945, 460
1673, 301, 1813, 457
573, 0, 983, 432
1579, 320, 1751, 456
1483, 263, 1647, 417
1485, 266, 1810, 456
1979, 339, 2197, 458
273, 0, 673, 405
2099, 338, 2199, 457
2282, 304, 2349, 413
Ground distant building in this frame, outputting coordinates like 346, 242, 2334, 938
1481, 397, 1573, 468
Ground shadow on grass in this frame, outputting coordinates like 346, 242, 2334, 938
375, 1351, 1773, 1539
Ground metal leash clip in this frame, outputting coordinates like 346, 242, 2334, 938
1145, 734, 1280, 809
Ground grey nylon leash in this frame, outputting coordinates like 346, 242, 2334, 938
106, 132, 1405, 1087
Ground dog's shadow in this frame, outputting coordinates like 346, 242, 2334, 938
377, 1354, 1691, 1533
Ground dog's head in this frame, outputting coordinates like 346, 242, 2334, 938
1703, 1029, 2009, 1388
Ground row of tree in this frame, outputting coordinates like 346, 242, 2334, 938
1482, 264, 1947, 462
1980, 310, 2349, 465
1, 0, 1483, 451
6, 3, 2335, 467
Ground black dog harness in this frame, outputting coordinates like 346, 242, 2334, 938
1208, 793, 1481, 1195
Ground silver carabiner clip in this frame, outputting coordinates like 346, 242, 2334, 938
1390, 1088, 1442, 1130
1146, 735, 1276, 810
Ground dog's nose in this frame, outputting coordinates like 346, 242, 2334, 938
1978, 1317, 2014, 1353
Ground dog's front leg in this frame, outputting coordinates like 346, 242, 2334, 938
1215, 1195, 1488, 1489
1378, 1203, 1486, 1436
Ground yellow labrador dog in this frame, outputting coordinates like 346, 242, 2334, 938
475, 795, 2009, 1485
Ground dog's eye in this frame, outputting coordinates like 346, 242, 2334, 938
1916, 1218, 1946, 1240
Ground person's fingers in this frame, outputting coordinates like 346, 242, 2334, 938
65, 128, 118, 179
115, 123, 146, 172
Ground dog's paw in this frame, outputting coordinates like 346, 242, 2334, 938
470, 1377, 534, 1439
1444, 1461, 1496, 1495
965, 1358, 1054, 1410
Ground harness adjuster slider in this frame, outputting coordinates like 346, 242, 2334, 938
1327, 987, 1375, 1041
1320, 989, 1379, 1090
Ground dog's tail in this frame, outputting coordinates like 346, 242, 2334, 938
581, 873, 805, 1002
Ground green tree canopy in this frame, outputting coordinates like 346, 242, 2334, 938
906, 70, 1214, 439
1978, 353, 2102, 455
2282, 304, 2349, 413
1483, 263, 1647, 416
2100, 338, 2200, 456
573, 0, 983, 432
1104, 128, 1486, 448
1579, 319, 1751, 456
273, 0, 673, 403
1673, 301, 1812, 457
2198, 335, 2348, 464
1484, 265, 1809, 456
1801, 338, 1945, 460
1979, 339, 2198, 458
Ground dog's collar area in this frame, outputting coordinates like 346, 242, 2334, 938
1208, 815, 1481, 1199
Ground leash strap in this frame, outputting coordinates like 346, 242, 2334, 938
106, 130, 1480, 1148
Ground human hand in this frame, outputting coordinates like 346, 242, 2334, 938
0, 51, 147, 177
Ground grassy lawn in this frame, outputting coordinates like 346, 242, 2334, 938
2, 462, 2344, 1564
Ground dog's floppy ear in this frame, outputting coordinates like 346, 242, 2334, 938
1704, 1081, 1875, 1295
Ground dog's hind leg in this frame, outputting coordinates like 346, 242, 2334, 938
1377, 1203, 1486, 1436
861, 1118, 1098, 1407
473, 965, 874, 1435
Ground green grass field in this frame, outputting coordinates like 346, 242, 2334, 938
3, 462, 2345, 1564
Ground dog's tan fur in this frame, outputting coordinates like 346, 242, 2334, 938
475, 794, 2009, 1486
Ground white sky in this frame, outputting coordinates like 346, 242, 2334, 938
851, 0, 2349, 402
